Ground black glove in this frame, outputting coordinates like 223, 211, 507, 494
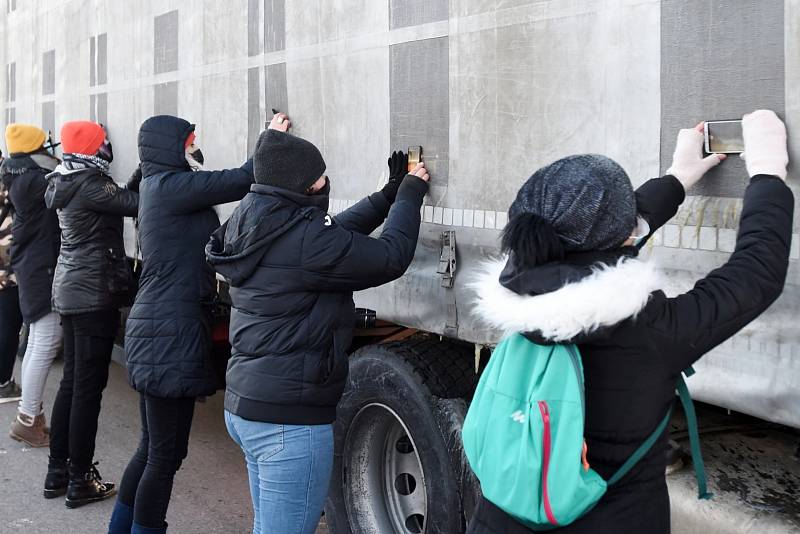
382, 150, 408, 203
127, 164, 142, 193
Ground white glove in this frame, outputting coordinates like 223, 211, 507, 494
741, 110, 788, 180
666, 126, 725, 190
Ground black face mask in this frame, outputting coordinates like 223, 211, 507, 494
307, 176, 330, 196
98, 139, 114, 163
189, 148, 204, 165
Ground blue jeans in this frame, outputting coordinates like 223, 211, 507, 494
224, 411, 334, 534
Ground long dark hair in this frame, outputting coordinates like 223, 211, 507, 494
501, 213, 565, 269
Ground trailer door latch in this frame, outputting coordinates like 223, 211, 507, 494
437, 230, 457, 288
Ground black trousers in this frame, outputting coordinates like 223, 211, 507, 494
49, 311, 119, 471
118, 393, 196, 528
0, 286, 22, 384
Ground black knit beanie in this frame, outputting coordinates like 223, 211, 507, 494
253, 129, 326, 193
509, 154, 636, 252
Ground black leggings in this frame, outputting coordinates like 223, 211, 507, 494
49, 311, 118, 471
118, 393, 196, 528
0, 286, 22, 384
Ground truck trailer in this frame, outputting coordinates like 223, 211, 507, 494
1, 1, 799, 532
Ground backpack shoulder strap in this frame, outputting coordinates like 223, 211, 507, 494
606, 404, 673, 486
607, 366, 712, 500
677, 368, 713, 500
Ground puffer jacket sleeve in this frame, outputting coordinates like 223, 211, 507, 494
81, 177, 139, 216
647, 175, 794, 373
334, 190, 391, 235
301, 175, 428, 291
162, 160, 254, 213
634, 175, 686, 243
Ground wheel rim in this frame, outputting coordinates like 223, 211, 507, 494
343, 403, 428, 533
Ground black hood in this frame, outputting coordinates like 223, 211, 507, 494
206, 184, 329, 286
138, 115, 194, 177
44, 166, 100, 210
499, 248, 637, 298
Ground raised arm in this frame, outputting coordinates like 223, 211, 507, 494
335, 151, 411, 234
302, 171, 429, 292
650, 111, 794, 372
334, 192, 390, 234
82, 177, 139, 217
634, 175, 685, 241
164, 159, 254, 214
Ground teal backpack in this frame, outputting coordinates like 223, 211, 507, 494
462, 333, 711, 529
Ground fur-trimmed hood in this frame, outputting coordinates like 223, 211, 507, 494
470, 255, 663, 343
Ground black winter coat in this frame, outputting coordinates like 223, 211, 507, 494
45, 164, 139, 314
0, 153, 61, 323
469, 175, 794, 534
124, 115, 253, 398
206, 176, 429, 425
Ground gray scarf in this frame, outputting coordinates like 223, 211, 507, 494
29, 153, 59, 172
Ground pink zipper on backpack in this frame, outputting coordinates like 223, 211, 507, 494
538, 401, 559, 527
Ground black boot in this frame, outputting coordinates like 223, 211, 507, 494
65, 462, 116, 509
43, 457, 69, 499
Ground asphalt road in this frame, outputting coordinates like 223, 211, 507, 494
0, 357, 328, 534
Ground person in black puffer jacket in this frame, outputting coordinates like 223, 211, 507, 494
109, 114, 259, 534
43, 121, 139, 508
205, 128, 429, 534
467, 110, 793, 534
0, 147, 24, 403
1, 123, 62, 449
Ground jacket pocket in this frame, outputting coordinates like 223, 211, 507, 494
105, 247, 132, 299
318, 342, 337, 385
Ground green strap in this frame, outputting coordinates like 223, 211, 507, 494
607, 366, 711, 500
607, 405, 672, 486
677, 375, 713, 500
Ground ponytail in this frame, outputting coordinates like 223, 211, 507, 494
501, 213, 565, 268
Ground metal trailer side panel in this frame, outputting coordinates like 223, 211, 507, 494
1, 0, 798, 427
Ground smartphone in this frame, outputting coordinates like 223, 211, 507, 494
704, 120, 744, 154
408, 146, 422, 173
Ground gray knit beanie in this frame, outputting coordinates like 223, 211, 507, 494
253, 129, 326, 193
509, 154, 636, 252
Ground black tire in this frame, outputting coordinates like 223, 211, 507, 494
325, 336, 479, 534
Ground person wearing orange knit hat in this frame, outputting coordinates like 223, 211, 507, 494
43, 120, 139, 508
1, 123, 62, 449
5, 123, 48, 156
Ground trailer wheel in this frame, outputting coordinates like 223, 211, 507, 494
325, 337, 478, 534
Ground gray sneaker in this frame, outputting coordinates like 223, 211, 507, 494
0, 379, 22, 404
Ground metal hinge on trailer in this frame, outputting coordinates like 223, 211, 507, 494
437, 230, 457, 288
438, 230, 459, 337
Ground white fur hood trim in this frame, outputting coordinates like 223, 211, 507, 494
469, 257, 663, 342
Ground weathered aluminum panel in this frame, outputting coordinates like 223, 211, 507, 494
660, 0, 785, 198
1, 0, 798, 429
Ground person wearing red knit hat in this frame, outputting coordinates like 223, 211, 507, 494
60, 121, 108, 156
42, 120, 139, 508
